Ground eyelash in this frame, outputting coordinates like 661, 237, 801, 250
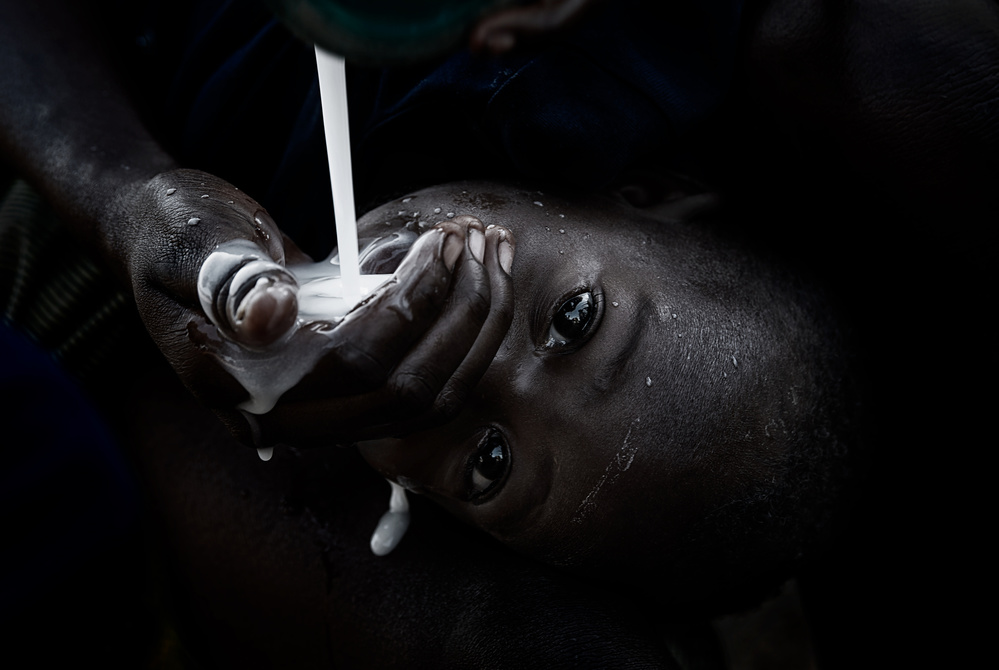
537, 287, 604, 354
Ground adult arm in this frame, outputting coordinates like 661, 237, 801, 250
0, 0, 515, 447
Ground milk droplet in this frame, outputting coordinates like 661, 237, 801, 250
370, 480, 410, 556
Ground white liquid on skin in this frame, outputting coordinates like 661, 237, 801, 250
370, 480, 410, 556
196, 241, 390, 417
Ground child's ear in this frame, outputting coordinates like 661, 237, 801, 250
605, 169, 723, 222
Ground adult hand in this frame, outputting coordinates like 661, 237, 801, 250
254, 214, 517, 448
117, 172, 515, 447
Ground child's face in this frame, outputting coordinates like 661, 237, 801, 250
356, 181, 830, 594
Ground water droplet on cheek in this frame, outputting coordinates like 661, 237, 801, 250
187, 217, 200, 226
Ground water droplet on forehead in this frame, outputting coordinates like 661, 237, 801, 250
534, 201, 544, 207
187, 217, 200, 226
559, 229, 565, 234
434, 208, 441, 214
166, 188, 177, 195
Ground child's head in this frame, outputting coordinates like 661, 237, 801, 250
356, 180, 859, 609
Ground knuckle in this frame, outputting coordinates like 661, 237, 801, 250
389, 371, 439, 413
431, 385, 465, 421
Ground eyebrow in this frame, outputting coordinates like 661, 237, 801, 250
589, 294, 655, 396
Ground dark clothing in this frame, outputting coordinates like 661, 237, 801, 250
116, 0, 744, 258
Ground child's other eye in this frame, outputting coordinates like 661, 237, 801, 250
545, 291, 597, 349
468, 429, 510, 502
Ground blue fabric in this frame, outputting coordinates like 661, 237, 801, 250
126, 0, 744, 258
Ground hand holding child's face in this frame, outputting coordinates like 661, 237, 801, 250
358, 182, 854, 604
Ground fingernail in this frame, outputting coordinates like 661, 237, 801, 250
443, 232, 463, 271
469, 228, 485, 263
233, 277, 298, 346
499, 239, 514, 275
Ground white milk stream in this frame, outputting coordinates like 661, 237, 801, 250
196, 48, 409, 555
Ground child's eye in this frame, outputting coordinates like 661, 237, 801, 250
545, 291, 598, 349
468, 429, 510, 502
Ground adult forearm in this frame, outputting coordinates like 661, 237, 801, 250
0, 0, 177, 277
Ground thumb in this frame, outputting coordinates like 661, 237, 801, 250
197, 237, 300, 349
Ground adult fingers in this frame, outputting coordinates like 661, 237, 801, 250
266, 220, 515, 445
428, 223, 515, 421
369, 216, 497, 426
286, 226, 465, 397
470, 0, 600, 55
